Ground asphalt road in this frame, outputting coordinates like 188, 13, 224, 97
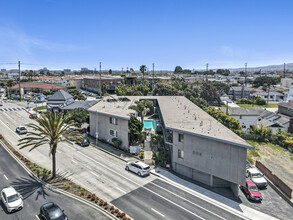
0, 100, 288, 220
0, 142, 112, 220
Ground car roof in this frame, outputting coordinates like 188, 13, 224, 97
18, 126, 26, 128
134, 161, 149, 168
2, 187, 17, 197
247, 168, 260, 174
245, 178, 257, 186
42, 202, 57, 209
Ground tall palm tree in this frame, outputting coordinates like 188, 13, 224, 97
140, 65, 146, 95
18, 112, 83, 179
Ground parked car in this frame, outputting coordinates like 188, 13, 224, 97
241, 178, 262, 202
1, 186, 23, 213
246, 168, 267, 188
40, 202, 68, 220
0, 101, 2, 106
16, 126, 27, 134
29, 113, 38, 119
96, 96, 103, 99
78, 137, 90, 147
125, 161, 150, 176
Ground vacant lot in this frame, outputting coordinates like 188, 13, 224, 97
247, 140, 293, 191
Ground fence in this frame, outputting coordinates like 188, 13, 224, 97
255, 160, 292, 198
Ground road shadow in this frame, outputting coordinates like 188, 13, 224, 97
10, 174, 51, 201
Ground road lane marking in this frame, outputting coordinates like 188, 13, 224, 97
71, 160, 77, 164
151, 208, 165, 217
3, 174, 8, 180
90, 171, 100, 178
77, 151, 206, 220
35, 215, 40, 219
149, 181, 226, 220
116, 187, 126, 194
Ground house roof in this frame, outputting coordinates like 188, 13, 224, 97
47, 90, 73, 101
11, 83, 64, 90
62, 100, 97, 110
251, 91, 284, 96
278, 100, 293, 108
219, 107, 264, 116
89, 96, 252, 149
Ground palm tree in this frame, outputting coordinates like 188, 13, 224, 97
6, 79, 16, 98
140, 65, 146, 95
18, 112, 83, 179
129, 100, 153, 122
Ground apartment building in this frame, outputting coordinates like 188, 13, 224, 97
88, 96, 252, 196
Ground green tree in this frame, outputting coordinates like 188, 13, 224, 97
6, 79, 16, 98
174, 66, 183, 74
65, 108, 89, 127
129, 115, 143, 145
255, 96, 266, 105
109, 69, 112, 75
200, 82, 220, 104
129, 100, 153, 122
18, 112, 83, 178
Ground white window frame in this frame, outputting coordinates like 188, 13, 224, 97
178, 149, 184, 159
110, 129, 118, 137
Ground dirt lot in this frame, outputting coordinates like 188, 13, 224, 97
248, 140, 293, 194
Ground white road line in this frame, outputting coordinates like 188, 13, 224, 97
151, 208, 165, 217
35, 214, 40, 219
71, 160, 77, 164
77, 151, 206, 220
149, 181, 226, 220
116, 187, 126, 194
3, 174, 8, 180
90, 171, 100, 178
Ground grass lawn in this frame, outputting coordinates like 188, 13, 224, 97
33, 105, 47, 111
238, 104, 278, 108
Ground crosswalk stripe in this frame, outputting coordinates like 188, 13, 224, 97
0, 107, 26, 112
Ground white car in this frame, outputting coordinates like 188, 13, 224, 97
16, 126, 27, 134
1, 187, 23, 213
246, 168, 268, 188
125, 161, 150, 177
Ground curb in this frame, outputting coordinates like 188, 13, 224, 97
0, 139, 117, 220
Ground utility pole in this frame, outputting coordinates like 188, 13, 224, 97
99, 62, 102, 95
18, 61, 21, 101
152, 63, 155, 93
205, 63, 209, 81
244, 63, 247, 87
284, 63, 286, 78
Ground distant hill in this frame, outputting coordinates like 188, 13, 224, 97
229, 63, 293, 73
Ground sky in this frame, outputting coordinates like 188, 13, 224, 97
0, 0, 293, 71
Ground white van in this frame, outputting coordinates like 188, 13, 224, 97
125, 161, 150, 177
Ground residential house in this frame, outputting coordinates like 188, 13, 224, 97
219, 107, 264, 131
228, 86, 251, 100
88, 96, 252, 196
47, 90, 74, 112
257, 110, 290, 133
250, 91, 284, 102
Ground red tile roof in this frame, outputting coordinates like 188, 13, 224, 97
11, 83, 64, 90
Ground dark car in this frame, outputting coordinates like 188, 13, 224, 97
240, 178, 262, 202
29, 113, 38, 119
79, 137, 90, 147
40, 202, 68, 220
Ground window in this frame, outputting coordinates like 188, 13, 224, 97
178, 133, 184, 142
110, 129, 118, 137
239, 116, 242, 119
178, 149, 184, 159
109, 117, 118, 125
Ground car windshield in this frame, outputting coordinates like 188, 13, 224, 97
143, 166, 150, 170
48, 206, 63, 219
19, 127, 26, 130
251, 173, 263, 178
248, 185, 258, 192
7, 194, 20, 203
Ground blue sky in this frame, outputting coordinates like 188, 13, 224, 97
0, 0, 292, 71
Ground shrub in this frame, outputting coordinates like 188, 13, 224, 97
87, 193, 91, 199
111, 210, 115, 214
112, 138, 122, 148
99, 200, 104, 206
95, 198, 99, 203
80, 191, 85, 196
115, 209, 119, 213
104, 205, 109, 210
116, 212, 121, 217
103, 201, 108, 206
121, 212, 126, 217
110, 206, 114, 210
122, 216, 127, 220
65, 185, 70, 190
91, 194, 96, 201
139, 151, 144, 159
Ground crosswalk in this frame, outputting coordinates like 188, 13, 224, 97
0, 107, 26, 112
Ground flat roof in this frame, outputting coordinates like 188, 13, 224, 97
88, 96, 252, 149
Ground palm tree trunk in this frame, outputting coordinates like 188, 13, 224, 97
52, 152, 56, 179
